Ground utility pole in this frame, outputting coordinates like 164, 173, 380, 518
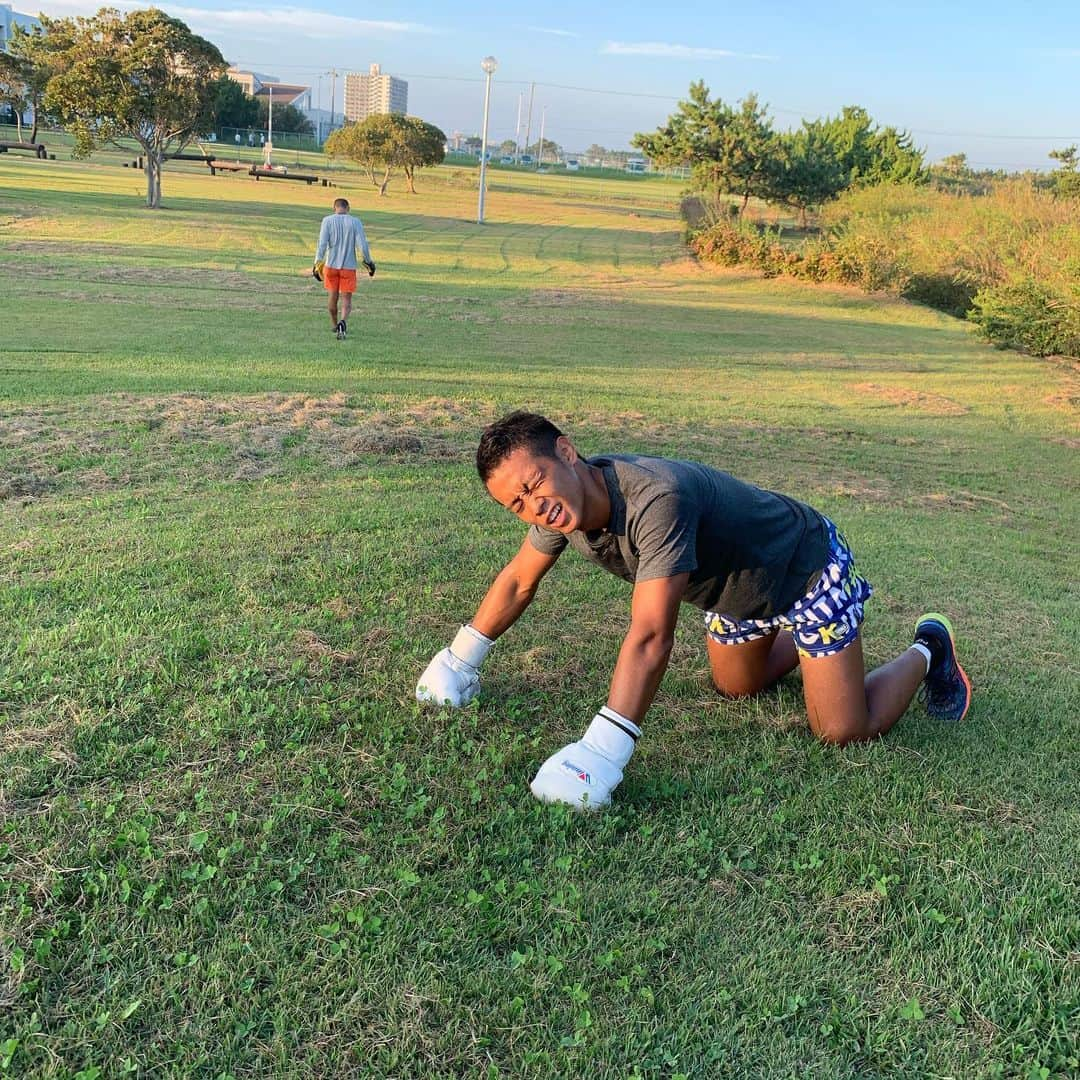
327, 68, 339, 132
523, 82, 534, 159
515, 91, 523, 162
537, 105, 546, 168
265, 84, 273, 168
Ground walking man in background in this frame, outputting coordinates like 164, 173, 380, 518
313, 198, 376, 340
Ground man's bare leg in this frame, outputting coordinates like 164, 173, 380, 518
799, 633, 926, 745
327, 289, 340, 328
341, 293, 353, 323
706, 630, 799, 698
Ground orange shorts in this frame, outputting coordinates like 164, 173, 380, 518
324, 267, 357, 293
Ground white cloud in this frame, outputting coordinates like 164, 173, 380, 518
602, 41, 774, 61
527, 26, 577, 38
34, 1, 435, 38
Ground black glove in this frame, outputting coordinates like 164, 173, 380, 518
312, 262, 324, 282
363, 260, 376, 277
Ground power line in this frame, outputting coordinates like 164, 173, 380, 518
226, 63, 1078, 143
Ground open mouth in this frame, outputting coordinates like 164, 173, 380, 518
546, 501, 564, 527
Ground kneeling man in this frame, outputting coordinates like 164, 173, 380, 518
417, 412, 971, 810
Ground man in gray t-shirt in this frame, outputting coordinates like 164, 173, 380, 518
416, 412, 972, 811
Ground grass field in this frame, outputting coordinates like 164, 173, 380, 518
1, 155, 1078, 1079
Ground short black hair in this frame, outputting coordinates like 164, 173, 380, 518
476, 411, 564, 484
333, 197, 350, 211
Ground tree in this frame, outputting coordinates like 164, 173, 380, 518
0, 51, 29, 140
1049, 145, 1077, 171
634, 83, 778, 215
817, 106, 924, 186
325, 113, 446, 195
42, 7, 226, 208
772, 122, 847, 226
400, 116, 446, 192
1049, 145, 1080, 199
940, 152, 969, 176
4, 26, 57, 143
257, 99, 312, 135
209, 73, 258, 131
496, 138, 517, 156
525, 137, 560, 163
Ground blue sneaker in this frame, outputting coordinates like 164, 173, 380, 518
914, 613, 971, 723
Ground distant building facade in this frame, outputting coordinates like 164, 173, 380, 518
343, 64, 408, 123
0, 3, 41, 51
226, 68, 311, 111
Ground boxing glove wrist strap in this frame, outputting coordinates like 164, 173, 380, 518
451, 624, 494, 669
583, 707, 641, 768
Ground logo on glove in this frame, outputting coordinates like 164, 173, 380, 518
560, 759, 591, 785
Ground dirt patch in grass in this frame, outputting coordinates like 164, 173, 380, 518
0, 393, 489, 498
0, 472, 51, 501
853, 383, 969, 416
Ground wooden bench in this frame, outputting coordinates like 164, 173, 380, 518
0, 141, 48, 159
208, 160, 250, 175
250, 167, 321, 186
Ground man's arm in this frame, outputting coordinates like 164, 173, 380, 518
471, 536, 560, 639
607, 573, 688, 722
528, 572, 687, 811
354, 218, 372, 265
416, 536, 559, 705
315, 217, 329, 263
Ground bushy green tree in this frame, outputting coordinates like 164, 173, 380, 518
634, 83, 778, 215
940, 152, 969, 176
258, 99, 312, 136
325, 113, 446, 194
1049, 145, 1080, 199
772, 122, 847, 225
818, 106, 925, 186
525, 137, 560, 163
209, 73, 258, 131
0, 51, 29, 140
42, 7, 226, 208
3, 26, 56, 143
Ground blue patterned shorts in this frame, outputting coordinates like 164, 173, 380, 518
704, 520, 873, 659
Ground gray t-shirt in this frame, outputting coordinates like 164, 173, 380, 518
528, 455, 830, 619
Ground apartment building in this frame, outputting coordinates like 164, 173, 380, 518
343, 63, 408, 124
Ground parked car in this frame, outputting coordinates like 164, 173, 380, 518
500, 155, 514, 164
520, 154, 535, 165
565, 159, 580, 171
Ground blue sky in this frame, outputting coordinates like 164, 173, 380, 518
31, 0, 1080, 168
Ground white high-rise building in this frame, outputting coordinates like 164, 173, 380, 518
343, 63, 408, 124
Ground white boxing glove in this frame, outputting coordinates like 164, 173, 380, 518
530, 706, 641, 811
416, 625, 494, 706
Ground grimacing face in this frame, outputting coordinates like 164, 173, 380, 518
484, 440, 586, 534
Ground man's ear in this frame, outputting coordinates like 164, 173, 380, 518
554, 435, 578, 465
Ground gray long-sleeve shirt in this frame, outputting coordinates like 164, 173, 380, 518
315, 212, 372, 270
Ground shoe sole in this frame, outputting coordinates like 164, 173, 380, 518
917, 611, 972, 722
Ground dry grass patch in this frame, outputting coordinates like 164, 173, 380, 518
854, 383, 969, 416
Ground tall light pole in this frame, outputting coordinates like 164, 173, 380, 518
537, 105, 546, 168
477, 55, 497, 224
523, 81, 534, 159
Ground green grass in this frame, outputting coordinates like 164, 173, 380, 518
1, 156, 1078, 1079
